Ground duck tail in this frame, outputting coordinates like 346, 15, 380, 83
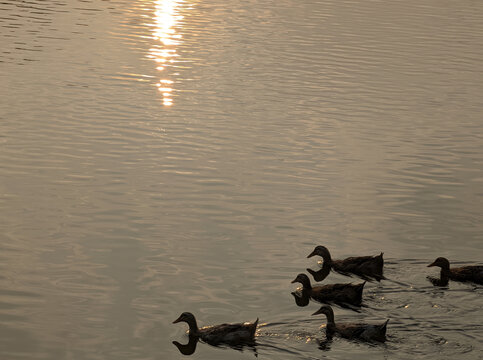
356, 281, 366, 293
381, 319, 389, 334
354, 281, 365, 303
250, 318, 259, 337
376, 253, 384, 277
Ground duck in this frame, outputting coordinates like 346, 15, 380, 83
173, 312, 258, 346
307, 245, 384, 281
312, 305, 388, 342
291, 273, 365, 306
427, 257, 483, 286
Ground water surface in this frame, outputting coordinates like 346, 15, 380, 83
1, 0, 482, 359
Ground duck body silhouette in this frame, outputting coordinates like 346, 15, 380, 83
308, 245, 384, 281
428, 257, 483, 286
173, 312, 258, 346
291, 273, 365, 306
312, 305, 388, 342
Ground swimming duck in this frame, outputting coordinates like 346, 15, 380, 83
291, 273, 365, 306
173, 312, 258, 346
312, 305, 388, 342
307, 245, 384, 281
427, 257, 483, 286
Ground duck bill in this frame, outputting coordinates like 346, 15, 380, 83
311, 308, 324, 316
427, 261, 437, 267
307, 250, 316, 258
172, 315, 183, 324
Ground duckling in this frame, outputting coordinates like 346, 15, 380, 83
291, 273, 365, 306
173, 312, 258, 346
312, 305, 388, 342
427, 257, 483, 286
307, 245, 384, 281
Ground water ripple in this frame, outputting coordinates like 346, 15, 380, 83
1, 0, 483, 359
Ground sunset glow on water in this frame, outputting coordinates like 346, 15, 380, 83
1, 0, 482, 359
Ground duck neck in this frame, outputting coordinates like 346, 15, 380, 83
300, 276, 312, 290
321, 259, 332, 273
320, 252, 332, 268
324, 310, 335, 326
323, 311, 336, 335
185, 317, 200, 336
439, 267, 451, 283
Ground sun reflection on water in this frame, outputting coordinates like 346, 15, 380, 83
148, 0, 184, 106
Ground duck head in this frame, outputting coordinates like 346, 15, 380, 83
428, 257, 450, 271
173, 312, 199, 334
307, 245, 332, 261
291, 273, 312, 290
173, 312, 195, 324
312, 305, 335, 323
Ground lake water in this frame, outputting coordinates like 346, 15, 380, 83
1, 0, 482, 359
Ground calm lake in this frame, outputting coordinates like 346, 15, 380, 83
1, 0, 482, 359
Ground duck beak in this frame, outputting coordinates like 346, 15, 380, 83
307, 250, 316, 258
427, 261, 437, 267
173, 315, 183, 324
311, 308, 323, 316
290, 278, 297, 284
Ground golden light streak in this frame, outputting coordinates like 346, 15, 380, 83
149, 0, 184, 107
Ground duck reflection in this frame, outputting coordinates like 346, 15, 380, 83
172, 335, 258, 356
306, 267, 331, 282
291, 289, 310, 307
172, 334, 198, 355
316, 337, 333, 351
149, 0, 184, 106
426, 275, 449, 287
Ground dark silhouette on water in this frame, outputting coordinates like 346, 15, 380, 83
312, 305, 389, 342
172, 312, 258, 349
291, 289, 310, 307
172, 335, 198, 355
307, 245, 384, 281
306, 267, 331, 282
291, 273, 365, 306
427, 257, 483, 286
172, 334, 259, 356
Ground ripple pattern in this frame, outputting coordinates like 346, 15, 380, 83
1, 0, 483, 359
